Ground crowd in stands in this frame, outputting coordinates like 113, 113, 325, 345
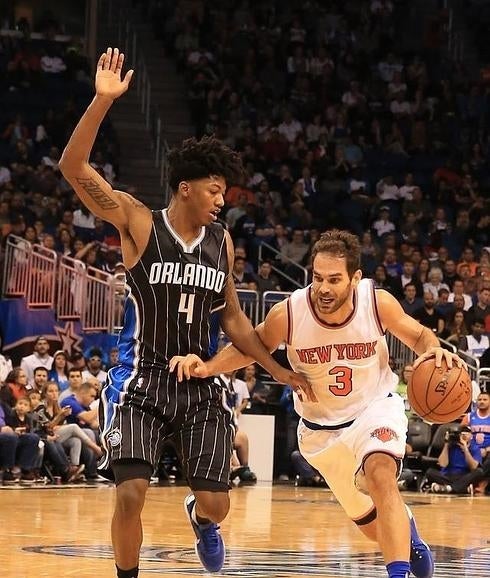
0, 335, 112, 485
0, 1, 490, 487
0, 10, 124, 283
0, 11, 126, 486
152, 0, 490, 338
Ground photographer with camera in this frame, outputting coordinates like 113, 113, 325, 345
426, 424, 483, 494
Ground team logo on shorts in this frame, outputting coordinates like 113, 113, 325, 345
107, 428, 122, 447
370, 427, 398, 443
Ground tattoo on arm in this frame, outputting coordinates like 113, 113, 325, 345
76, 177, 119, 209
121, 193, 145, 209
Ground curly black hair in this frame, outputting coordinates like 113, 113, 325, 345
167, 135, 244, 192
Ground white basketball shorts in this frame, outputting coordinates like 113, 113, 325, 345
298, 393, 408, 520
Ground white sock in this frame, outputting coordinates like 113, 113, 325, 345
190, 497, 199, 524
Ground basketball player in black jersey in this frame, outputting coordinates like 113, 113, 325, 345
59, 48, 311, 578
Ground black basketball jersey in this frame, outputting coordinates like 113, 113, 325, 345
117, 209, 228, 371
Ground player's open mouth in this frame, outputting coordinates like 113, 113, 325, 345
210, 209, 220, 220
319, 297, 334, 305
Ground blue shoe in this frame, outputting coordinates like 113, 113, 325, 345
410, 517, 434, 578
184, 493, 225, 572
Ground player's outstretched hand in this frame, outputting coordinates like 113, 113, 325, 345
169, 354, 209, 382
272, 367, 317, 403
96, 47, 134, 101
412, 346, 466, 370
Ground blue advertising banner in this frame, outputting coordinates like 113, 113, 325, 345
0, 298, 118, 366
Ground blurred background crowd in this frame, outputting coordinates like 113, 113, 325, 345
0, 0, 488, 489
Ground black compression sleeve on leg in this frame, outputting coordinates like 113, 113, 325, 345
116, 565, 139, 578
354, 507, 378, 526
112, 458, 153, 485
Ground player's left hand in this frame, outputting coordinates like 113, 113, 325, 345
412, 346, 466, 370
96, 47, 134, 101
169, 354, 209, 381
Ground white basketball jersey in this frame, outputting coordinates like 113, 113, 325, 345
286, 278, 398, 425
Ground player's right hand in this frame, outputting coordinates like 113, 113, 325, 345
169, 354, 209, 382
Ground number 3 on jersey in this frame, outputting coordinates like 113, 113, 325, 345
328, 366, 352, 396
178, 293, 196, 324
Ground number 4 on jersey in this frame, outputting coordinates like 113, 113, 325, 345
178, 293, 196, 324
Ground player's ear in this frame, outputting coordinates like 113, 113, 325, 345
352, 269, 362, 286
178, 181, 190, 197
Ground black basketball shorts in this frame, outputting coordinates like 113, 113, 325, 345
98, 367, 235, 488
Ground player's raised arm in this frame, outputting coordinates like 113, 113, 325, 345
59, 48, 152, 259
374, 288, 464, 369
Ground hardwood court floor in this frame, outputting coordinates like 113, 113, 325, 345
1, 483, 489, 578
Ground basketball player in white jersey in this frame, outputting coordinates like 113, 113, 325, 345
170, 229, 465, 578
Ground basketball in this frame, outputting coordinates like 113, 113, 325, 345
407, 357, 472, 424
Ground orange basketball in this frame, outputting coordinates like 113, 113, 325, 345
407, 357, 472, 424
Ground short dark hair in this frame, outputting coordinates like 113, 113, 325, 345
168, 136, 244, 192
34, 366, 48, 375
311, 229, 361, 278
68, 367, 82, 377
88, 347, 103, 359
